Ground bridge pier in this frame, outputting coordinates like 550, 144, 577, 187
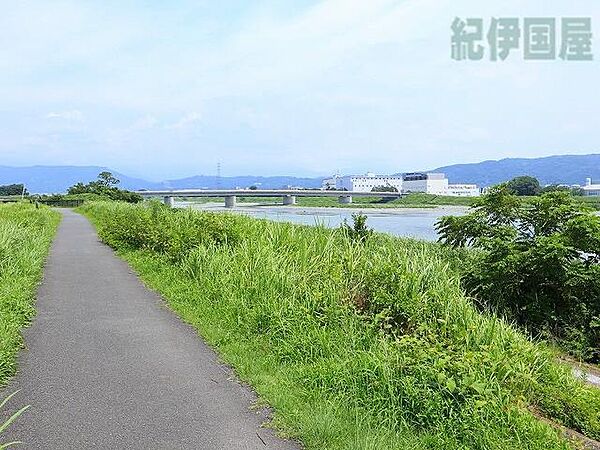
225, 195, 237, 208
163, 196, 175, 207
282, 195, 296, 205
339, 195, 352, 204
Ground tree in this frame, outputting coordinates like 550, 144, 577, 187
436, 186, 600, 362
506, 176, 541, 196
67, 182, 89, 195
371, 185, 398, 193
66, 172, 141, 203
541, 184, 583, 196
248, 185, 258, 190
97, 171, 120, 187
0, 184, 28, 196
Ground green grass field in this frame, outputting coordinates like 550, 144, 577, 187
183, 193, 600, 211
80, 201, 600, 449
295, 193, 474, 208
183, 193, 473, 208
0, 203, 60, 385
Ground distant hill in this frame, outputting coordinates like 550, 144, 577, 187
4, 154, 599, 193
163, 175, 323, 190
432, 154, 600, 186
0, 166, 162, 193
0, 165, 324, 193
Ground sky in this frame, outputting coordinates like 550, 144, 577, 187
1, 0, 599, 180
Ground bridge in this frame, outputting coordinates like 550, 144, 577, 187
0, 196, 21, 203
137, 189, 403, 207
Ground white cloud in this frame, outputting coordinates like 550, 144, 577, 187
45, 110, 84, 121
0, 0, 599, 178
130, 115, 158, 130
165, 112, 202, 130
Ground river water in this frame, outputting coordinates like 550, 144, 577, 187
180, 202, 467, 241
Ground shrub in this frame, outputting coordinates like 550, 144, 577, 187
340, 213, 373, 243
82, 201, 241, 261
437, 185, 600, 362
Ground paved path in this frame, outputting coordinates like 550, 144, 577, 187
2, 210, 299, 449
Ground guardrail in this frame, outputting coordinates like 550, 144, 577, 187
39, 199, 85, 208
0, 197, 21, 203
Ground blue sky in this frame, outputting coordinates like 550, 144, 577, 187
1, 0, 599, 180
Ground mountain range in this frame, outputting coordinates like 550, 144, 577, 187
1, 154, 598, 193
433, 154, 600, 186
0, 165, 323, 193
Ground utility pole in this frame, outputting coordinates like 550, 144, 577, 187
216, 162, 221, 189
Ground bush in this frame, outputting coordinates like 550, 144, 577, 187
67, 172, 142, 203
437, 185, 600, 362
340, 213, 373, 243
83, 201, 241, 262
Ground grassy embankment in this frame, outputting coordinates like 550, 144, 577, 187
291, 194, 600, 210
295, 193, 474, 208
0, 203, 60, 385
184, 193, 474, 208
80, 201, 600, 449
186, 193, 600, 211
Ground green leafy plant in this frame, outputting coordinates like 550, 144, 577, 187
340, 213, 373, 243
437, 185, 600, 362
0, 391, 30, 449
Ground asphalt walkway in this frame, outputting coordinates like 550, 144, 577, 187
3, 209, 299, 449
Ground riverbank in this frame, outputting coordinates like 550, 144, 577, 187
181, 202, 469, 241
181, 201, 469, 215
0, 203, 60, 386
80, 201, 600, 449
182, 192, 600, 211
182, 193, 476, 209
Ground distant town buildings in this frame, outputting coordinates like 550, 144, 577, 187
583, 178, 600, 196
326, 172, 480, 197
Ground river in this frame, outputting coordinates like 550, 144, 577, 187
179, 202, 468, 241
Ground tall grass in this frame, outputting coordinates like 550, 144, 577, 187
80, 201, 600, 449
0, 203, 60, 385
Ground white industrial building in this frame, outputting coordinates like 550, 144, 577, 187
331, 171, 480, 197
335, 173, 403, 193
583, 178, 600, 196
401, 172, 448, 195
401, 173, 480, 197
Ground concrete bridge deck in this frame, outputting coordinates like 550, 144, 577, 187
137, 189, 403, 207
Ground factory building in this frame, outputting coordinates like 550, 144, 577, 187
583, 178, 600, 196
401, 172, 448, 195
329, 171, 480, 196
335, 173, 403, 193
